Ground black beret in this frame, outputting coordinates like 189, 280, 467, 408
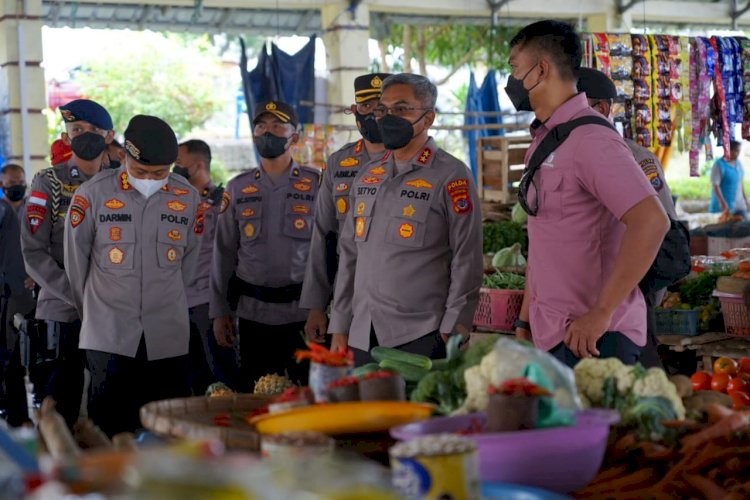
253, 100, 298, 128
123, 115, 178, 166
59, 99, 113, 130
576, 67, 618, 100
354, 73, 392, 103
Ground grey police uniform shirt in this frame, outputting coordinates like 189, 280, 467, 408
186, 182, 222, 309
21, 161, 90, 323
328, 137, 484, 351
625, 139, 678, 308
300, 139, 370, 311
210, 163, 321, 325
64, 168, 201, 360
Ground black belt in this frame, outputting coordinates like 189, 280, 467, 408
228, 274, 302, 307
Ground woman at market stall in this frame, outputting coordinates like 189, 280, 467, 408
709, 140, 748, 221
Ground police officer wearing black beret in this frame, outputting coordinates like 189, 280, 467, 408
65, 115, 202, 436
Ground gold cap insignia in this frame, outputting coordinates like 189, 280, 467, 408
371, 76, 382, 88
124, 140, 140, 160
266, 102, 277, 111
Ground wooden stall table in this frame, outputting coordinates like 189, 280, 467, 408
657, 332, 750, 370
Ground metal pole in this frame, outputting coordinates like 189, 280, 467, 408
17, 22, 31, 181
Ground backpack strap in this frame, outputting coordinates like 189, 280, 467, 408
520, 115, 616, 216
44, 169, 63, 224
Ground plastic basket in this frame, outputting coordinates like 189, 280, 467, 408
654, 308, 700, 336
718, 295, 750, 337
473, 288, 524, 331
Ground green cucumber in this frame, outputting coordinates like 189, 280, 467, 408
379, 359, 429, 383
370, 346, 432, 370
352, 363, 381, 378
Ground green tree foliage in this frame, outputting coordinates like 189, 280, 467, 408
75, 32, 225, 138
380, 24, 518, 85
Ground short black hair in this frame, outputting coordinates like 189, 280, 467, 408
510, 20, 582, 81
179, 139, 212, 171
730, 140, 742, 151
1, 163, 24, 176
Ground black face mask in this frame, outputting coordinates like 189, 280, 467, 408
504, 64, 541, 112
173, 165, 190, 179
378, 113, 428, 150
4, 184, 26, 202
255, 132, 289, 159
70, 132, 106, 161
355, 111, 383, 144
107, 158, 121, 170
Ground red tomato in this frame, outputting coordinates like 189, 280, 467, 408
714, 357, 738, 376
711, 373, 731, 393
727, 376, 750, 394
738, 357, 750, 375
728, 390, 750, 410
690, 371, 712, 391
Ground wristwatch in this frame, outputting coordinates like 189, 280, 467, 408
513, 319, 531, 331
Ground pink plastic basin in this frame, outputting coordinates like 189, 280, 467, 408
390, 409, 619, 493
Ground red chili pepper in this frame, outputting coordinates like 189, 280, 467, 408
488, 378, 551, 397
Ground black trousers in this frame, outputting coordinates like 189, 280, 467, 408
548, 331, 642, 368
238, 319, 308, 389
31, 320, 85, 428
189, 304, 241, 394
352, 327, 447, 367
86, 336, 190, 437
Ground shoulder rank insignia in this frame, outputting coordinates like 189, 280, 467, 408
339, 157, 359, 168
417, 147, 433, 164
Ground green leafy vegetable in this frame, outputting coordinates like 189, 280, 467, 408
491, 243, 527, 269
483, 221, 527, 254
678, 271, 731, 309
482, 272, 526, 290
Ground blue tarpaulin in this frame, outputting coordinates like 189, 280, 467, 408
464, 70, 503, 181
239, 36, 316, 128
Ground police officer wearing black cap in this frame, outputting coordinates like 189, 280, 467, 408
300, 73, 391, 342
64, 115, 202, 436
576, 67, 678, 369
20, 99, 114, 427
211, 100, 320, 387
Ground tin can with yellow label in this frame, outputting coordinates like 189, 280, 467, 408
390, 434, 479, 500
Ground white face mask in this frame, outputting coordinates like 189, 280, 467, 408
127, 166, 168, 198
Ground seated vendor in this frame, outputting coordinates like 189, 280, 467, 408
709, 140, 748, 220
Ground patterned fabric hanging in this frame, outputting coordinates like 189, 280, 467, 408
689, 38, 711, 176
738, 37, 750, 140
710, 36, 731, 160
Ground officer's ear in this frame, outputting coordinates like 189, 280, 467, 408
104, 130, 115, 145
423, 110, 436, 129
61, 132, 71, 146
117, 148, 126, 162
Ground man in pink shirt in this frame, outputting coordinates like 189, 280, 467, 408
506, 20, 669, 366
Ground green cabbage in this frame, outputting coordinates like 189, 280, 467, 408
492, 242, 527, 269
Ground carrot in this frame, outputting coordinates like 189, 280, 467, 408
637, 442, 675, 460
682, 473, 729, 500
707, 403, 735, 424
40, 411, 80, 458
662, 419, 702, 430
587, 464, 632, 484
682, 412, 750, 451
576, 468, 657, 495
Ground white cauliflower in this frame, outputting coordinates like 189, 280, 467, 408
631, 367, 686, 419
454, 349, 503, 414
573, 357, 632, 406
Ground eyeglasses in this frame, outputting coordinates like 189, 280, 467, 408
373, 105, 433, 118
517, 168, 539, 217
354, 101, 378, 114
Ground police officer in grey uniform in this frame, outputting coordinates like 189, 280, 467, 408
64, 115, 201, 436
173, 139, 238, 393
577, 67, 678, 369
21, 99, 115, 427
300, 73, 391, 342
211, 101, 321, 387
328, 74, 484, 365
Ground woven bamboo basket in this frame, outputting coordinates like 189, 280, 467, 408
140, 394, 273, 450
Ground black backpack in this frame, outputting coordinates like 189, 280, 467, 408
522, 115, 691, 296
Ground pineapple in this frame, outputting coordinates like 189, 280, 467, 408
254, 373, 294, 395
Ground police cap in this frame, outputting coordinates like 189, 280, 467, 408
123, 115, 178, 166
253, 100, 298, 128
576, 67, 618, 101
354, 73, 392, 103
59, 99, 113, 130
